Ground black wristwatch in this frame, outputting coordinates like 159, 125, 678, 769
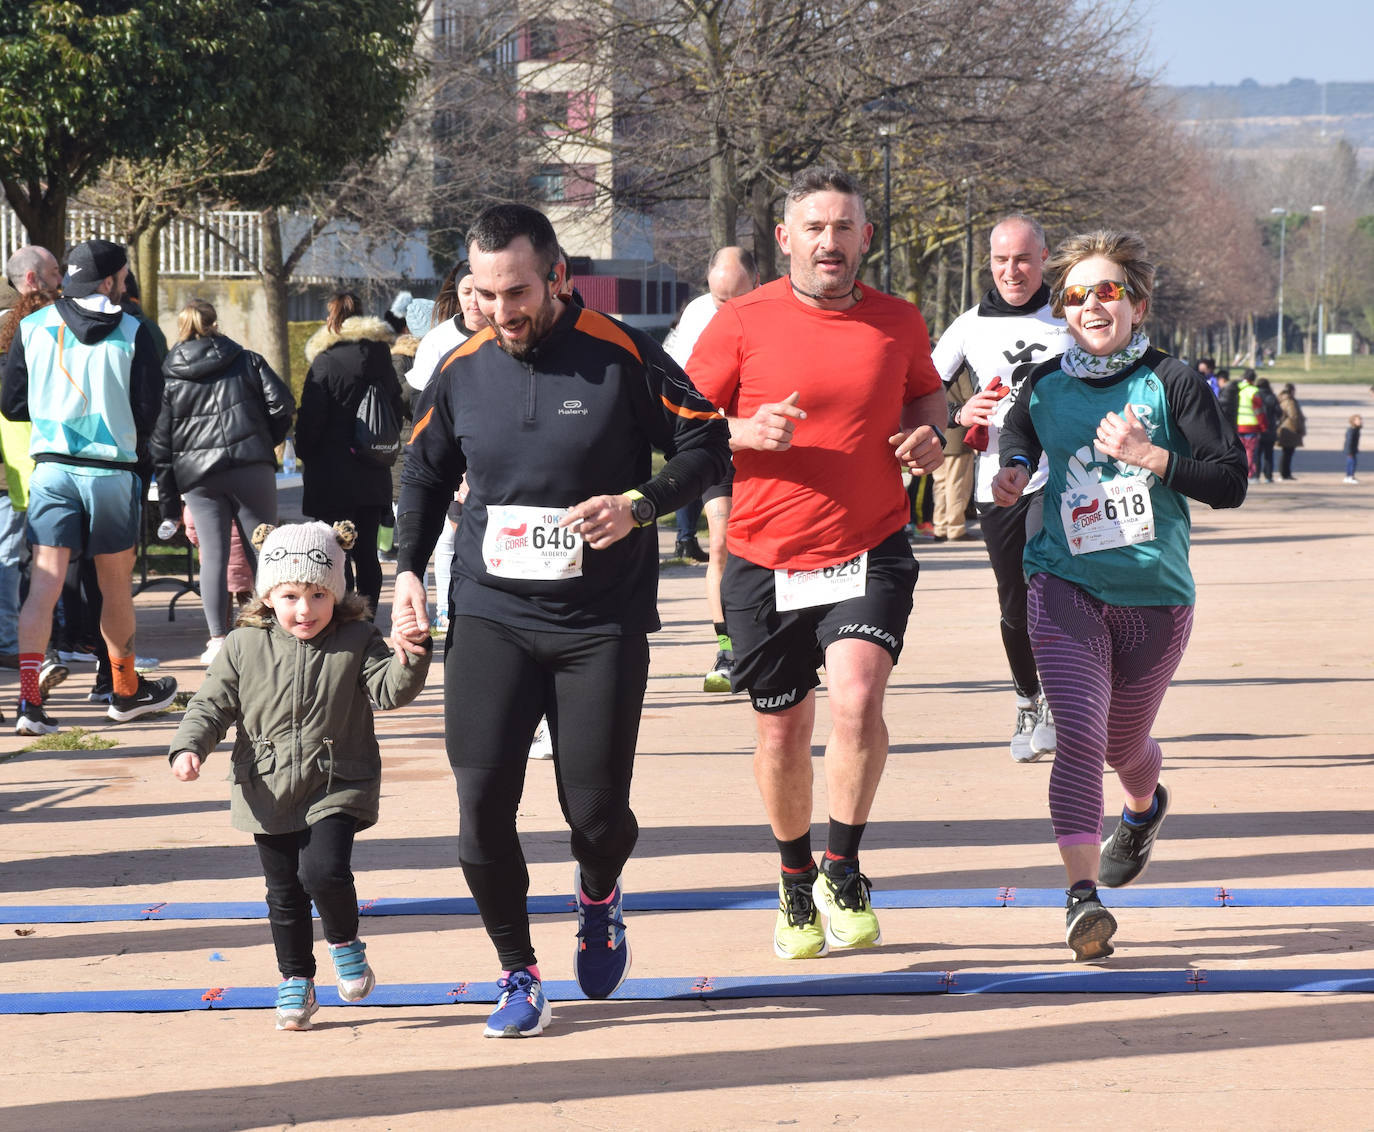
930, 424, 948, 450
625, 489, 657, 527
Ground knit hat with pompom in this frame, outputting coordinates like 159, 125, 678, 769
251, 521, 356, 602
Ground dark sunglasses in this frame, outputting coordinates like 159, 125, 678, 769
1061, 280, 1134, 307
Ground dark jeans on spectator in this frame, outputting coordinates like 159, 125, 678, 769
675, 497, 703, 542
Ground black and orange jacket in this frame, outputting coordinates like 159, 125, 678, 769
396, 300, 729, 635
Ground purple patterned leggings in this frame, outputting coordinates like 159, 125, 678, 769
1028, 572, 1194, 847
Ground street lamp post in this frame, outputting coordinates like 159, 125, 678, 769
1270, 207, 1287, 358
1311, 204, 1327, 356
961, 178, 974, 309
880, 126, 892, 294
863, 95, 914, 294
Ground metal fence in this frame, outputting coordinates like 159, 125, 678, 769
2, 206, 262, 278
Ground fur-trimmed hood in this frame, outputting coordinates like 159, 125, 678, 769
391, 332, 420, 358
304, 315, 396, 365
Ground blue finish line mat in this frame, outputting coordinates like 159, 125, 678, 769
2, 969, 1372, 1015
4, 886, 1373, 925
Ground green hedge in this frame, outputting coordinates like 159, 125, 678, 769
287, 321, 323, 413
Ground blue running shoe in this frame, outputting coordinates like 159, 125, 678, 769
483, 969, 551, 1038
329, 938, 375, 1002
573, 865, 631, 998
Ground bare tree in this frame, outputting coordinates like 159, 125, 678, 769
75, 150, 273, 323
512, 0, 1175, 299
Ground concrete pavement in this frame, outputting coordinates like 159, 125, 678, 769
0, 384, 1370, 1131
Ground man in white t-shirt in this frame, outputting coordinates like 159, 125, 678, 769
664, 246, 758, 691
932, 214, 1072, 763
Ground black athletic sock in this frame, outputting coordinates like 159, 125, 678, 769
825, 818, 866, 862
776, 831, 815, 874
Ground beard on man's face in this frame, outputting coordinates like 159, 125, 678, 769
491, 291, 558, 360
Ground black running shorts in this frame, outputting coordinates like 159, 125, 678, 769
721, 528, 917, 713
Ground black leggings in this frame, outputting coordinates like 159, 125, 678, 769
978, 490, 1043, 699
184, 464, 277, 637
445, 615, 649, 971
254, 814, 360, 980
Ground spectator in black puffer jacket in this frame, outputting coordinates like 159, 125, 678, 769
153, 299, 294, 663
294, 291, 402, 616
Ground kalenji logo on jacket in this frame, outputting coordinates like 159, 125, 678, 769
559, 399, 588, 416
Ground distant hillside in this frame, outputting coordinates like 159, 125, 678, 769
1160, 79, 1374, 152
1169, 79, 1374, 119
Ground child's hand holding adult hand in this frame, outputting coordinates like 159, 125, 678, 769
394, 622, 433, 663
172, 751, 202, 781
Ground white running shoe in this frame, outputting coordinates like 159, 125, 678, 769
1010, 696, 1039, 763
1031, 695, 1056, 760
528, 717, 554, 760
200, 637, 225, 665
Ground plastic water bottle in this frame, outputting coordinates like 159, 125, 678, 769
157, 519, 179, 541
283, 439, 297, 475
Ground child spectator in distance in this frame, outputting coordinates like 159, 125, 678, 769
1344, 414, 1362, 484
169, 521, 432, 1030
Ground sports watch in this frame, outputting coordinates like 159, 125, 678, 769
625, 489, 657, 527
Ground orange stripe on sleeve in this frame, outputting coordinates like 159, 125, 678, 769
408, 405, 435, 443
659, 394, 721, 421
442, 327, 494, 371
574, 309, 643, 364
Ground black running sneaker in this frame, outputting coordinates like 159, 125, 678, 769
1065, 885, 1117, 961
38, 650, 69, 697
1099, 783, 1170, 888
15, 698, 59, 736
107, 675, 178, 723
87, 677, 113, 705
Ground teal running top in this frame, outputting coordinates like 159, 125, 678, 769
999, 347, 1247, 607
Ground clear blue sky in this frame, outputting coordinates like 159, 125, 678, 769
1131, 0, 1373, 86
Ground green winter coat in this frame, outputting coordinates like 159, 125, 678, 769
169, 612, 432, 835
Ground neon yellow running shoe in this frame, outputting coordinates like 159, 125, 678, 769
773, 874, 828, 960
703, 650, 734, 693
815, 862, 882, 949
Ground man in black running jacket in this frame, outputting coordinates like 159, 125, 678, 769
390, 204, 728, 1038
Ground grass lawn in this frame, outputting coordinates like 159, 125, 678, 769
1261, 354, 1374, 386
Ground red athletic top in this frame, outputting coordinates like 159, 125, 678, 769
688, 278, 940, 570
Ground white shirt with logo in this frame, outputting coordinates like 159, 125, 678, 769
932, 301, 1072, 503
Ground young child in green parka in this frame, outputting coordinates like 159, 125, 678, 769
170, 520, 432, 1030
